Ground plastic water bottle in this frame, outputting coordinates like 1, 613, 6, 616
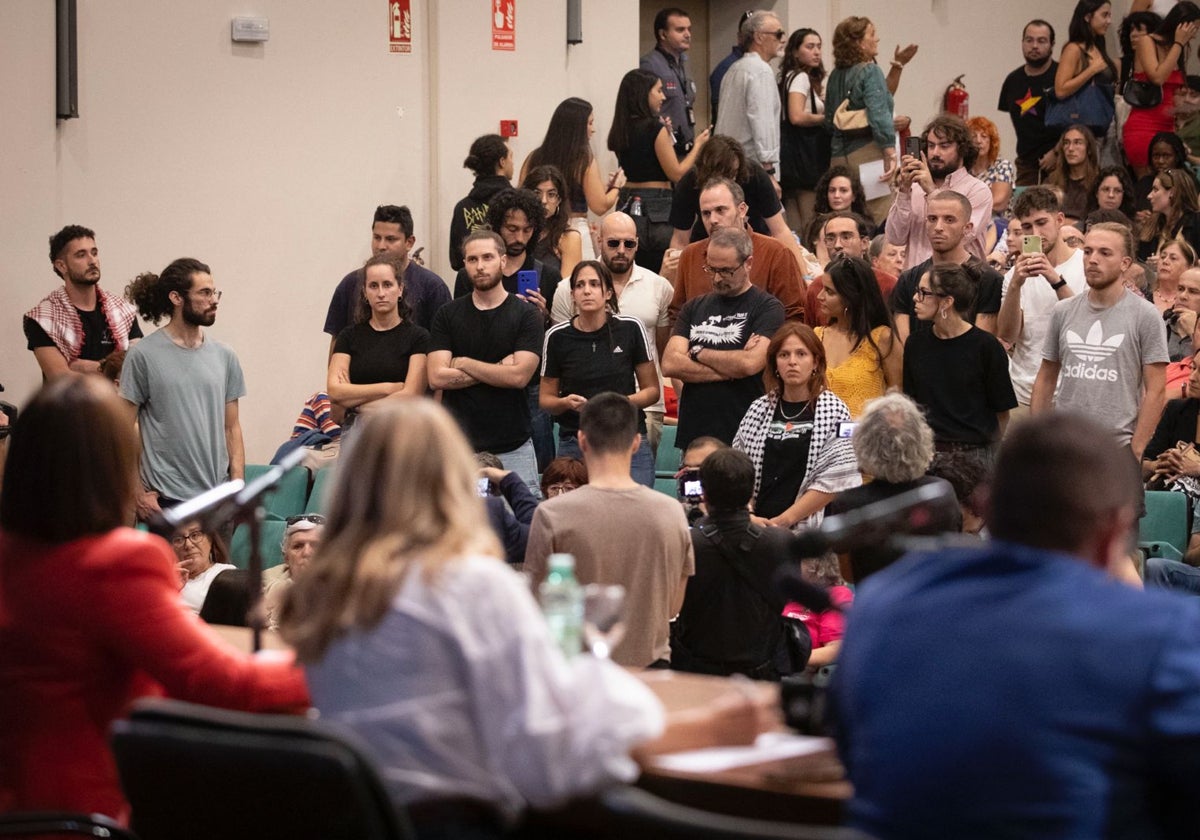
540, 553, 583, 659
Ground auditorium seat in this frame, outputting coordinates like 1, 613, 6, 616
228, 519, 288, 570
1139, 491, 1191, 559
243, 464, 310, 521
656, 424, 680, 476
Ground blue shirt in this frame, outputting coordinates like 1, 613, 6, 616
832, 540, 1200, 838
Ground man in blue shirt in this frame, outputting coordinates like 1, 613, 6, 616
640, 7, 696, 157
833, 412, 1200, 838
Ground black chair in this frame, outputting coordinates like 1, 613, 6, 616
110, 698, 414, 840
598, 785, 864, 840
0, 812, 138, 838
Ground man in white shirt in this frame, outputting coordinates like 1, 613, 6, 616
997, 187, 1086, 417
714, 11, 786, 189
888, 114, 993, 269
551, 212, 674, 454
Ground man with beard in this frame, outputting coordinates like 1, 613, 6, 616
323, 205, 451, 345
24, 225, 142, 380
550, 212, 674, 452
670, 178, 804, 324
452, 187, 560, 470
661, 226, 784, 449
429, 230, 545, 492
888, 114, 993, 270
119, 258, 245, 521
998, 20, 1062, 186
890, 191, 1004, 343
641, 7, 697, 157
805, 212, 896, 327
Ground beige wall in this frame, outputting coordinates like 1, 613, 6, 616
1, 0, 1135, 466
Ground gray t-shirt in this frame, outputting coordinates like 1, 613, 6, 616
120, 328, 246, 500
1042, 289, 1168, 444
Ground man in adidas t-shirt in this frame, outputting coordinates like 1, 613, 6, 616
997, 187, 1086, 418
1032, 223, 1167, 464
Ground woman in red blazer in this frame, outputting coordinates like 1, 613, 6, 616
0, 376, 309, 822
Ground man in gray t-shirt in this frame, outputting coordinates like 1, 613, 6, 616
119, 258, 246, 521
1032, 224, 1167, 460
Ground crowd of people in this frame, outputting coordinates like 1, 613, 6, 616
8, 2, 1200, 838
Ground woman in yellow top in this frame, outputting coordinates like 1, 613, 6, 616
814, 256, 901, 417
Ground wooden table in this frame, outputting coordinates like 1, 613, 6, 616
211, 625, 849, 824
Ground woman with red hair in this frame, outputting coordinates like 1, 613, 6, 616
967, 116, 1015, 217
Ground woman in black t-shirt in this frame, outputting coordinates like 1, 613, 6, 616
539, 261, 659, 486
327, 253, 429, 425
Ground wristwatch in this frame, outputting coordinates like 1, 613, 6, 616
1049, 278, 1067, 291
688, 344, 704, 362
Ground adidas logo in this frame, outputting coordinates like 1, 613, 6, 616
612, 345, 623, 353
1065, 322, 1125, 363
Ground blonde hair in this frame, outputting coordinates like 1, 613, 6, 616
279, 400, 500, 662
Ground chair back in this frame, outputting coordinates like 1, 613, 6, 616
1139, 490, 1191, 556
110, 698, 412, 840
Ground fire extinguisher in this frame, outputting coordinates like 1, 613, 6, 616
944, 75, 969, 120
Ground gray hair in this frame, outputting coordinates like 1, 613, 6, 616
869, 233, 887, 259
700, 176, 746, 205
740, 10, 775, 49
709, 226, 753, 262
853, 392, 935, 482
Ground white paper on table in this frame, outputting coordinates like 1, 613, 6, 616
858, 159, 891, 202
651, 732, 834, 774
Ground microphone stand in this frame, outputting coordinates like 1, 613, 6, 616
148, 447, 307, 652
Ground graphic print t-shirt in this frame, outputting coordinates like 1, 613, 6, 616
1042, 290, 1168, 444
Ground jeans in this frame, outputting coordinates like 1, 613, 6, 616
526, 380, 555, 473
557, 432, 655, 488
496, 438, 541, 500
1145, 556, 1200, 595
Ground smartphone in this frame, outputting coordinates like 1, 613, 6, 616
516, 270, 539, 298
477, 477, 491, 497
905, 136, 922, 158
1022, 235, 1043, 254
677, 469, 703, 504
837, 421, 857, 439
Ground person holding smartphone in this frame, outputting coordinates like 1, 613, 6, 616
540, 261, 660, 486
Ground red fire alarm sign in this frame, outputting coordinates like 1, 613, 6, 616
500, 120, 518, 138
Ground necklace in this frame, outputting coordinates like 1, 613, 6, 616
779, 399, 811, 421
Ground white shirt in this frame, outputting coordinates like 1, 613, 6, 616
179, 562, 237, 614
714, 52, 781, 169
551, 265, 673, 413
1002, 248, 1086, 404
303, 554, 664, 822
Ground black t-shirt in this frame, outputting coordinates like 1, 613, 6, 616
891, 257, 1002, 340
24, 307, 143, 359
902, 325, 1017, 444
826, 475, 962, 584
669, 163, 782, 242
997, 62, 1062, 161
542, 315, 652, 434
672, 285, 786, 449
429, 293, 545, 453
332, 320, 430, 385
754, 400, 814, 519
1144, 398, 1200, 463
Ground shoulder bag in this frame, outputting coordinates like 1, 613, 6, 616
1046, 50, 1115, 134
1123, 77, 1163, 109
831, 65, 871, 136
780, 74, 833, 191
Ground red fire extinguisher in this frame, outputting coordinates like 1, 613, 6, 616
944, 75, 969, 120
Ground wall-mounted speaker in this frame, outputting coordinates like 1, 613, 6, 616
567, 0, 582, 45
56, 0, 78, 119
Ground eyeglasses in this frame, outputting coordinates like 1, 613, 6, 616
544, 483, 577, 497
191, 288, 222, 301
538, 190, 560, 202
914, 286, 947, 301
286, 514, 326, 526
171, 529, 209, 548
605, 238, 637, 250
702, 258, 748, 280
765, 29, 786, 40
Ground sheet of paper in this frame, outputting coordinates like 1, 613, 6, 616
858, 158, 891, 202
651, 732, 834, 774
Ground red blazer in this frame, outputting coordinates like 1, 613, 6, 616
0, 527, 309, 822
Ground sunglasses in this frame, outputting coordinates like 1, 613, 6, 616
766, 29, 786, 40
605, 238, 637, 250
286, 514, 326, 526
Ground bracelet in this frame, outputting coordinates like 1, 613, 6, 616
891, 60, 904, 69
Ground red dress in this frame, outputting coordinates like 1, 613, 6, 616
1123, 68, 1183, 169
0, 528, 310, 821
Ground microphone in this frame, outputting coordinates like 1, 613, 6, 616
787, 480, 957, 558
146, 479, 245, 539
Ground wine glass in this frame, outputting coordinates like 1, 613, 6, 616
583, 583, 626, 659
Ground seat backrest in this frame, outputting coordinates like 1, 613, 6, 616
305, 467, 335, 514
110, 698, 412, 840
599, 785, 860, 840
1139, 491, 1191, 555
655, 425, 681, 475
243, 464, 311, 521
227, 519, 289, 571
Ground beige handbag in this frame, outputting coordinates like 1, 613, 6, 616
832, 64, 871, 134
